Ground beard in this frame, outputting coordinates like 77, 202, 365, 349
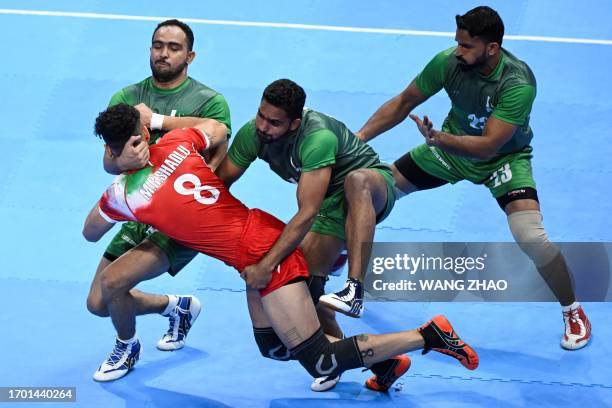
457, 52, 487, 71
150, 59, 188, 83
256, 128, 291, 145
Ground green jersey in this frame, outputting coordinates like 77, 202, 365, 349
109, 76, 232, 144
229, 109, 385, 197
416, 47, 536, 156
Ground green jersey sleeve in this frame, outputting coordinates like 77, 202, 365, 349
227, 121, 259, 169
108, 89, 133, 107
415, 47, 453, 97
201, 94, 232, 137
491, 85, 536, 125
299, 129, 338, 172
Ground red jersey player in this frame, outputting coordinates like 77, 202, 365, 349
84, 104, 478, 389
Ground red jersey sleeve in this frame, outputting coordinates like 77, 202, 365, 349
98, 175, 136, 223
162, 128, 210, 153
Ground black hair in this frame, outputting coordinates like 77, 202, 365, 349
153, 19, 195, 51
456, 6, 504, 45
262, 79, 306, 120
94, 104, 141, 152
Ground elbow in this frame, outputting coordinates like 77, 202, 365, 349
476, 145, 499, 161
82, 226, 100, 242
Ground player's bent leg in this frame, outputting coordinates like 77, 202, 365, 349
87, 256, 113, 317
300, 232, 345, 337
99, 241, 171, 340
261, 282, 477, 389
261, 281, 359, 379
248, 289, 292, 361
320, 169, 387, 318
505, 199, 591, 350
99, 240, 170, 310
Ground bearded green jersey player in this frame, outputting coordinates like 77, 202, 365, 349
86, 19, 231, 377
357, 6, 590, 350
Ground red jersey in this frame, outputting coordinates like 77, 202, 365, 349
99, 128, 251, 269
98, 127, 310, 295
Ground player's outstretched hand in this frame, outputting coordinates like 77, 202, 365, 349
409, 113, 440, 146
241, 262, 273, 289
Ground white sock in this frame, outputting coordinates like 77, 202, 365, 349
117, 334, 138, 344
562, 301, 580, 312
162, 295, 179, 316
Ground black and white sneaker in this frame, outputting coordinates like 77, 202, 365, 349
311, 374, 341, 392
319, 278, 364, 318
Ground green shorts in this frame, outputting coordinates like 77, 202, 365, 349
104, 222, 198, 276
309, 165, 397, 241
407, 144, 536, 198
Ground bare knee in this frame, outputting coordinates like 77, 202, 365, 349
86, 292, 109, 317
344, 170, 372, 197
99, 267, 130, 300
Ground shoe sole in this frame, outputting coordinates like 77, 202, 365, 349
561, 331, 591, 350
318, 295, 363, 318
365, 355, 411, 392
430, 315, 479, 370
93, 350, 140, 382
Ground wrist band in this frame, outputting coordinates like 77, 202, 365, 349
150, 113, 164, 130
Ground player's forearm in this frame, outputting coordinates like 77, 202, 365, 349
83, 205, 114, 242
434, 132, 499, 160
205, 139, 228, 171
359, 95, 412, 142
259, 211, 317, 270
160, 115, 211, 130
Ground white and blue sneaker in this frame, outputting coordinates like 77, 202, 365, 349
319, 278, 364, 318
93, 338, 141, 382
157, 295, 202, 351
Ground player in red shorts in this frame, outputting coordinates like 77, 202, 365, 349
83, 103, 479, 388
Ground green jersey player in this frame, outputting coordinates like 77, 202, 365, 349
357, 6, 590, 350
216, 79, 397, 391
86, 19, 231, 381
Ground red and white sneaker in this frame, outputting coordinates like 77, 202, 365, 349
561, 304, 591, 350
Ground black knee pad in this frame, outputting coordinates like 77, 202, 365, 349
307, 275, 327, 305
253, 327, 292, 361
290, 329, 363, 378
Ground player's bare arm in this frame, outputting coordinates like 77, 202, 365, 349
241, 166, 331, 289
215, 156, 247, 189
409, 114, 516, 160
357, 80, 428, 142
83, 203, 115, 242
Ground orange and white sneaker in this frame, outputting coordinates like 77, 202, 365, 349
561, 303, 591, 350
365, 355, 411, 392
418, 315, 479, 370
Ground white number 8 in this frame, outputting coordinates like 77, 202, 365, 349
173, 173, 220, 205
